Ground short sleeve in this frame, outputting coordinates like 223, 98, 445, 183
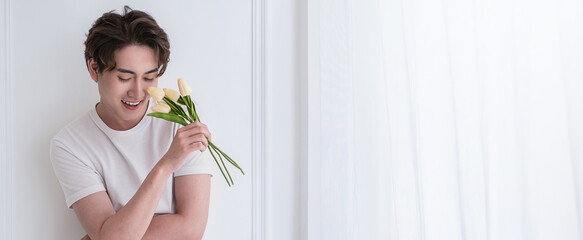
50, 139, 106, 208
174, 149, 216, 177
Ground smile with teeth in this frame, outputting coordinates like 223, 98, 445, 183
122, 100, 141, 106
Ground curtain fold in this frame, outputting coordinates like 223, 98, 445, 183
311, 0, 583, 239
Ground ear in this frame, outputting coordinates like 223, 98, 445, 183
87, 58, 99, 82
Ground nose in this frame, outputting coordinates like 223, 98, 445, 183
127, 79, 143, 99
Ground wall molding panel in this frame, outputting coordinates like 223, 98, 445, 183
252, 0, 266, 239
0, 0, 13, 239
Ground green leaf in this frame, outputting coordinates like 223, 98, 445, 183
177, 96, 186, 105
184, 95, 198, 122
147, 112, 188, 126
163, 97, 192, 122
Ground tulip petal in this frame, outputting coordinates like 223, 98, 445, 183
177, 78, 192, 96
147, 87, 165, 102
151, 102, 171, 113
163, 88, 181, 102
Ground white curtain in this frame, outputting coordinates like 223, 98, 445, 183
308, 0, 583, 239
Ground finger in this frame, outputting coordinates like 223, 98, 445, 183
191, 122, 211, 140
186, 121, 205, 129
197, 122, 212, 141
189, 134, 209, 151
197, 134, 209, 149
191, 141, 208, 152
180, 123, 212, 141
177, 121, 203, 133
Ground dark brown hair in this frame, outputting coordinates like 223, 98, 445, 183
84, 6, 170, 76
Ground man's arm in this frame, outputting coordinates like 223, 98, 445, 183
71, 122, 211, 240
72, 163, 173, 240
142, 174, 211, 240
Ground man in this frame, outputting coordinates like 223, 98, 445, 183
51, 6, 213, 240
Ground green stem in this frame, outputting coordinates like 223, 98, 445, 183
210, 145, 233, 185
208, 145, 231, 187
209, 141, 245, 174
208, 141, 238, 167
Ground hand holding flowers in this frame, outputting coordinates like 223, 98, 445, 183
146, 79, 244, 186
162, 121, 211, 173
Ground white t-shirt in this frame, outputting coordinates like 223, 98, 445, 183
50, 105, 215, 213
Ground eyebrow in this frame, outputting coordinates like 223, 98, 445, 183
116, 68, 159, 75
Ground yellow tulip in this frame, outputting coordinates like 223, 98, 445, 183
147, 87, 165, 102
151, 101, 171, 113
163, 88, 181, 102
145, 78, 244, 187
177, 78, 192, 96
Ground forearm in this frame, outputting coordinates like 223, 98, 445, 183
96, 162, 173, 240
141, 213, 206, 240
142, 174, 211, 240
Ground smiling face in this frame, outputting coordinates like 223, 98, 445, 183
89, 45, 159, 131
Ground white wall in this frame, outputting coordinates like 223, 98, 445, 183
0, 0, 303, 239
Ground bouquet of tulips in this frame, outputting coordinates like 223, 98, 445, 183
147, 78, 244, 186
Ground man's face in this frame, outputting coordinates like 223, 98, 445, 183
92, 45, 159, 130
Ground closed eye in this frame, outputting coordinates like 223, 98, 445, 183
144, 77, 154, 81
119, 77, 131, 81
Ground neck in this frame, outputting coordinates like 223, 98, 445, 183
95, 102, 145, 131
